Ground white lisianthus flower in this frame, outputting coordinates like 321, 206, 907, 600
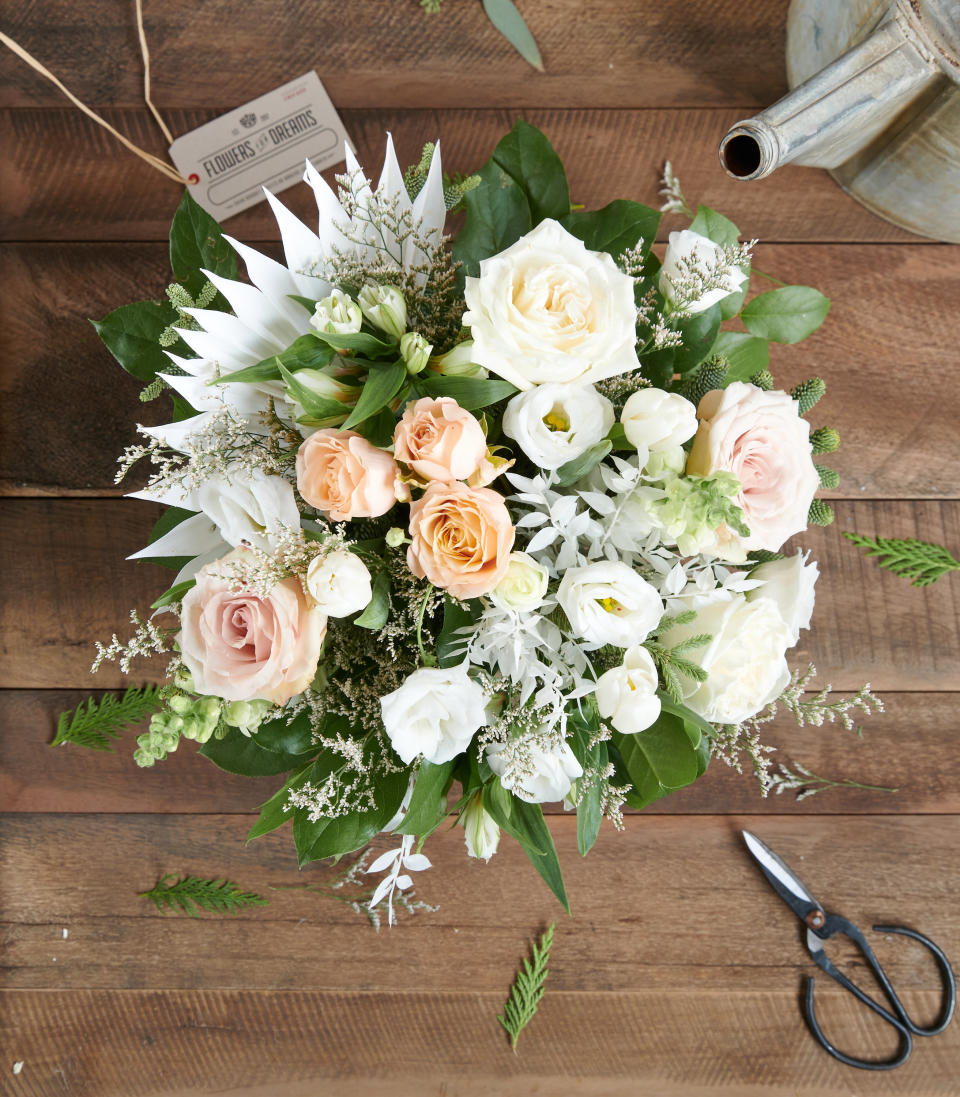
463, 218, 641, 390
357, 283, 406, 338
380, 665, 487, 765
621, 388, 698, 451
305, 549, 373, 617
460, 794, 500, 861
659, 229, 748, 314
502, 382, 614, 470
196, 467, 300, 554
486, 736, 584, 804
490, 551, 549, 612
557, 561, 664, 648
310, 288, 362, 335
659, 589, 792, 724
595, 645, 662, 734
747, 549, 819, 645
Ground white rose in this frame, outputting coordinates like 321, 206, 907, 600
357, 283, 406, 338
381, 665, 487, 765
490, 551, 549, 611
463, 218, 640, 390
659, 589, 792, 724
747, 550, 818, 645
486, 735, 583, 804
659, 229, 748, 315
311, 289, 362, 335
595, 645, 662, 734
558, 561, 663, 647
305, 549, 373, 617
460, 794, 500, 861
621, 388, 698, 451
502, 382, 614, 470
196, 467, 300, 554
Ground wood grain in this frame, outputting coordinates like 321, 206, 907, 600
0, 0, 790, 111
2, 814, 958, 995
2, 242, 957, 496
3, 690, 956, 816
0, 108, 929, 245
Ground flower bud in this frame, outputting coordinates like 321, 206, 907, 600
429, 340, 486, 377
311, 289, 362, 336
400, 331, 433, 375
459, 793, 500, 862
133, 748, 155, 768
385, 526, 406, 548
197, 696, 222, 723
223, 699, 273, 737
168, 694, 192, 716
358, 283, 407, 338
180, 716, 201, 741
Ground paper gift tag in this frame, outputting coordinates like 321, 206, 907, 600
169, 72, 352, 221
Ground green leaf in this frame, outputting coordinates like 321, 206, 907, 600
688, 204, 741, 247
150, 579, 196, 610
91, 300, 179, 382
307, 328, 398, 358
247, 764, 315, 841
140, 872, 267, 917
497, 922, 554, 1051
342, 361, 407, 430
199, 726, 315, 777
453, 159, 532, 281
553, 439, 611, 487
569, 716, 605, 857
299, 765, 409, 864
482, 0, 544, 72
656, 692, 715, 745
397, 760, 455, 837
613, 712, 700, 793
671, 302, 723, 374
416, 374, 519, 411
252, 711, 316, 757
741, 286, 830, 344
437, 595, 479, 667
218, 334, 336, 385
169, 190, 238, 299
710, 331, 770, 382
51, 686, 162, 750
354, 567, 391, 629
288, 294, 317, 313
561, 199, 660, 258
491, 120, 568, 223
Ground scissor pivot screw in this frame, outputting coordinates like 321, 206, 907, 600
806, 910, 826, 929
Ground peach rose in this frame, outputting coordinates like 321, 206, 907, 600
394, 397, 488, 483
179, 549, 327, 704
296, 428, 399, 521
407, 481, 514, 599
687, 382, 819, 554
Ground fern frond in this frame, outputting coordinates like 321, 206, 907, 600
140, 873, 269, 917
498, 923, 555, 1051
843, 533, 960, 587
52, 686, 162, 750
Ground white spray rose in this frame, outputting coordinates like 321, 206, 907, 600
659, 229, 748, 315
621, 388, 698, 451
490, 551, 549, 611
558, 561, 663, 648
380, 665, 487, 765
196, 467, 300, 554
486, 735, 583, 804
357, 283, 406, 338
659, 589, 792, 724
460, 794, 500, 861
463, 218, 640, 390
311, 288, 362, 335
747, 550, 818, 645
595, 645, 662, 734
502, 382, 614, 470
305, 549, 373, 618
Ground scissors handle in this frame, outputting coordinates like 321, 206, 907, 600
871, 924, 957, 1036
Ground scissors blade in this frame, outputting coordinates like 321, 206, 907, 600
742, 830, 823, 924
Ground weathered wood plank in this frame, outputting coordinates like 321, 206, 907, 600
2, 814, 957, 996
2, 242, 956, 496
3, 690, 955, 815
1, 986, 956, 1097
1, 499, 956, 691
0, 0, 790, 111
0, 108, 927, 244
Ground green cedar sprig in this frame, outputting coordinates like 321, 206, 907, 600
843, 533, 960, 587
52, 686, 162, 751
498, 923, 555, 1051
646, 634, 711, 704
140, 873, 269, 917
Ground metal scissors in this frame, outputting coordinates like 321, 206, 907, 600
742, 830, 956, 1070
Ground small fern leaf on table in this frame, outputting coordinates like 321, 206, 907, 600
498, 923, 555, 1051
51, 685, 162, 750
843, 533, 960, 587
139, 873, 269, 917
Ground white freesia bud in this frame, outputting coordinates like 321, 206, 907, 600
223, 699, 273, 737
196, 466, 300, 554
486, 734, 583, 804
595, 645, 661, 734
311, 289, 363, 335
358, 283, 407, 338
502, 383, 614, 470
460, 793, 500, 861
305, 549, 373, 617
430, 340, 487, 378
621, 388, 698, 451
400, 331, 433, 375
746, 549, 819, 645
659, 229, 748, 315
381, 664, 487, 765
490, 551, 549, 611
557, 561, 663, 647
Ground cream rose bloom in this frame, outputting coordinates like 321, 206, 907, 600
305, 549, 373, 618
659, 229, 748, 314
659, 588, 792, 724
557, 561, 663, 648
502, 382, 614, 470
486, 734, 583, 804
747, 549, 818, 645
595, 645, 662, 734
687, 382, 819, 554
393, 397, 488, 483
380, 664, 487, 765
296, 429, 400, 522
407, 480, 514, 599
179, 549, 326, 705
463, 218, 640, 390
489, 551, 549, 612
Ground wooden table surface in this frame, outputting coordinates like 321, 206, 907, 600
1, 2, 959, 1094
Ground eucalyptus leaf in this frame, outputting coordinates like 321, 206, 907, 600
710, 331, 770, 382
91, 300, 179, 382
482, 0, 544, 71
741, 286, 830, 344
169, 190, 238, 299
342, 361, 407, 429
453, 159, 532, 282
553, 439, 612, 486
561, 199, 660, 259
688, 204, 741, 247
416, 374, 519, 410
492, 119, 568, 223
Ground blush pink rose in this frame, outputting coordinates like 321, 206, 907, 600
687, 381, 819, 554
393, 396, 488, 483
296, 428, 399, 521
179, 549, 327, 704
407, 481, 514, 599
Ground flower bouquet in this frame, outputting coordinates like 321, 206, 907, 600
91, 121, 875, 918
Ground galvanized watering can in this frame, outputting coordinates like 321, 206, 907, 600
719, 0, 960, 242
